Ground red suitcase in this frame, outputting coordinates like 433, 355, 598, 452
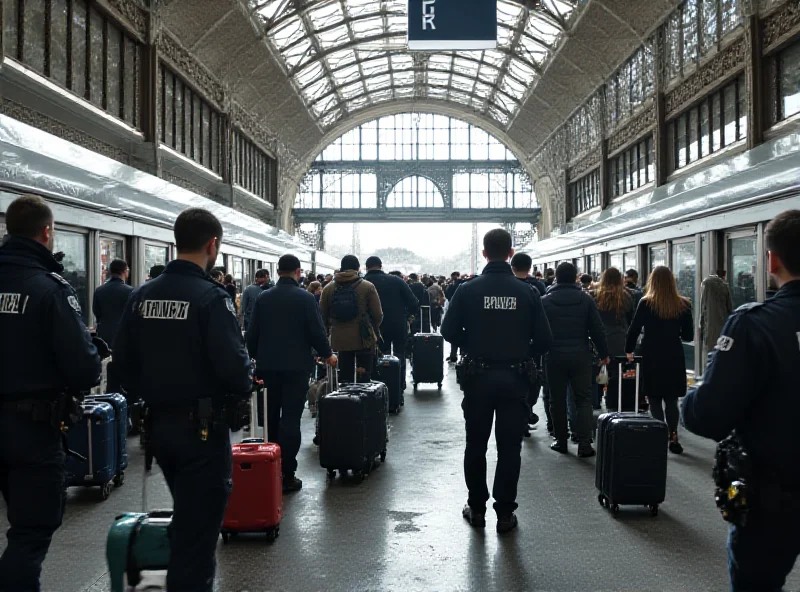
221, 387, 282, 542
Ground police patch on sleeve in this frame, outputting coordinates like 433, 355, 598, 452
715, 335, 734, 352
67, 295, 82, 313
225, 299, 236, 316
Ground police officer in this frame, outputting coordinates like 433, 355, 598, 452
113, 208, 252, 592
0, 195, 101, 592
441, 229, 552, 534
93, 259, 133, 397
681, 210, 800, 592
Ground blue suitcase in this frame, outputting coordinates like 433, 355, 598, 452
65, 400, 124, 500
88, 393, 129, 477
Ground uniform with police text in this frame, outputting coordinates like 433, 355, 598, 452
682, 280, 800, 591
113, 259, 252, 592
0, 235, 101, 592
441, 261, 552, 515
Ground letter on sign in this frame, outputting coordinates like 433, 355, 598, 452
422, 0, 436, 30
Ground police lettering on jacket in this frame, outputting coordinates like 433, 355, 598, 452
139, 299, 190, 320
0, 293, 26, 314
484, 296, 517, 310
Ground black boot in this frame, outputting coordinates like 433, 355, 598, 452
550, 440, 568, 454
283, 474, 303, 493
462, 504, 486, 528
528, 412, 539, 426
496, 513, 518, 534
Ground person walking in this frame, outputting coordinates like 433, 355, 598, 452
541, 262, 609, 457
625, 266, 694, 454
427, 277, 445, 331
247, 255, 337, 492
240, 268, 270, 332
320, 255, 383, 383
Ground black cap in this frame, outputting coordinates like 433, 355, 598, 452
341, 255, 360, 271
365, 256, 382, 269
278, 254, 301, 272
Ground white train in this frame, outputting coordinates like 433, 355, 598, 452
523, 129, 800, 376
0, 114, 338, 326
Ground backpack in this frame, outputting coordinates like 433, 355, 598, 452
330, 279, 362, 321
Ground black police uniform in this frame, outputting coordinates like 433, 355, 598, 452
113, 259, 252, 592
93, 274, 134, 397
682, 280, 800, 591
441, 261, 552, 515
0, 235, 101, 592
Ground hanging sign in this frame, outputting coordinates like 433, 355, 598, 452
407, 0, 497, 51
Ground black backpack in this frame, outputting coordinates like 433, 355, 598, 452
330, 279, 362, 321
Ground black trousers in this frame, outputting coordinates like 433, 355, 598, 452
380, 334, 407, 388
0, 414, 65, 592
338, 349, 375, 383
151, 415, 231, 592
462, 370, 529, 514
546, 350, 593, 445
262, 371, 310, 476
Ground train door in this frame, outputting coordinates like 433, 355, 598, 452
54, 226, 90, 324
98, 234, 127, 285
647, 243, 668, 282
140, 240, 171, 285
724, 229, 758, 309
671, 237, 699, 373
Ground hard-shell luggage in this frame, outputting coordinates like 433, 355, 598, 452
318, 366, 388, 480
374, 348, 402, 413
65, 400, 124, 499
221, 386, 282, 542
87, 393, 129, 476
412, 307, 444, 390
106, 469, 171, 592
596, 357, 668, 516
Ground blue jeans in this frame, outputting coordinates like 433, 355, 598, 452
728, 510, 800, 591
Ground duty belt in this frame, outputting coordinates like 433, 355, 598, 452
1, 398, 57, 422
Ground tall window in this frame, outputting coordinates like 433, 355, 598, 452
3, 0, 141, 129
233, 130, 276, 205
610, 136, 655, 199
766, 39, 800, 127
607, 42, 656, 132
160, 65, 223, 175
296, 172, 378, 209
453, 172, 535, 209
316, 114, 517, 162
567, 169, 601, 220
668, 76, 746, 172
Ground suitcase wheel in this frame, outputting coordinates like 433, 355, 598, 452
101, 481, 114, 501
266, 527, 279, 542
437, 383, 442, 391
221, 532, 230, 544
327, 469, 337, 480
597, 494, 607, 508
113, 471, 125, 487
380, 450, 386, 463
610, 504, 620, 516
649, 504, 659, 517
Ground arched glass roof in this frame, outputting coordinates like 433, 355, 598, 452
252, 0, 578, 128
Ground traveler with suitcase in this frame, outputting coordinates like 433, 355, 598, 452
320, 255, 382, 383
412, 306, 445, 390
113, 208, 253, 592
247, 254, 338, 492
0, 195, 101, 591
408, 273, 430, 334
682, 210, 800, 591
364, 256, 418, 392
541, 262, 610, 457
442, 229, 552, 533
625, 265, 693, 455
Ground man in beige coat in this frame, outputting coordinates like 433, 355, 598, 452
320, 255, 383, 383
699, 270, 733, 363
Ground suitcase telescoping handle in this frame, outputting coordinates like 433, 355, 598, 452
327, 352, 339, 392
248, 385, 269, 440
421, 305, 431, 333
613, 355, 642, 412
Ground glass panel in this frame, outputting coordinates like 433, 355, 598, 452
609, 251, 623, 272
688, 107, 699, 163
183, 88, 192, 158
164, 69, 174, 147
22, 0, 46, 72
682, 0, 699, 67
231, 257, 244, 289
106, 25, 122, 118
3, 0, 18, 59
144, 244, 169, 283
50, 0, 69, 86
99, 236, 124, 285
71, 0, 87, 97
711, 91, 722, 151
54, 230, 89, 323
780, 42, 800, 119
202, 103, 211, 168
701, 0, 718, 56
193, 96, 202, 163
677, 114, 687, 168
673, 242, 697, 310
174, 77, 184, 152
649, 246, 667, 270
723, 82, 737, 146
623, 248, 638, 274
700, 99, 710, 157
728, 236, 757, 309
123, 37, 137, 126
737, 76, 747, 140
89, 7, 104, 108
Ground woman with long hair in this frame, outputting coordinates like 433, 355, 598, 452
307, 280, 322, 303
593, 268, 634, 410
625, 266, 694, 453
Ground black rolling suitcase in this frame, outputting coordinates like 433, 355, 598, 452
412, 306, 444, 391
318, 364, 388, 481
375, 347, 402, 413
596, 356, 668, 517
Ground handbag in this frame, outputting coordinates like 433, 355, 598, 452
597, 364, 609, 386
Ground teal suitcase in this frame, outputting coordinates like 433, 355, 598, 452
106, 510, 172, 592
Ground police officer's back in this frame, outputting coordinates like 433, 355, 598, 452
0, 195, 101, 592
681, 210, 800, 591
441, 229, 552, 534
92, 259, 133, 347
113, 208, 251, 592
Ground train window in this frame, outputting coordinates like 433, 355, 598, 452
144, 244, 169, 281
54, 229, 89, 323
672, 240, 697, 372
230, 256, 244, 291
99, 236, 125, 285
727, 235, 757, 309
609, 250, 623, 271
649, 245, 667, 275
770, 40, 800, 124
0, 215, 6, 239
623, 248, 638, 274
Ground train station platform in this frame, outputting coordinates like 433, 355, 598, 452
4, 359, 798, 592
